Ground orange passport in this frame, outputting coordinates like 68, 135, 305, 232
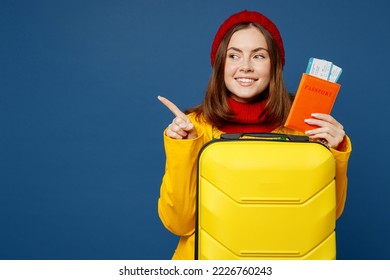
285, 73, 341, 132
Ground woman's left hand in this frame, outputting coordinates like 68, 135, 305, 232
304, 113, 345, 149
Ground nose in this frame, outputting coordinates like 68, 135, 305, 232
239, 58, 254, 72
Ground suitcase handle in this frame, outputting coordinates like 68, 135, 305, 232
220, 132, 309, 142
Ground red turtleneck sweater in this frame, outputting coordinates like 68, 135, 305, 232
218, 97, 279, 134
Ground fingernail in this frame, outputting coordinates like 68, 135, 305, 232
179, 123, 187, 129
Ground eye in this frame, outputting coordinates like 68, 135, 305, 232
253, 54, 266, 59
228, 53, 240, 60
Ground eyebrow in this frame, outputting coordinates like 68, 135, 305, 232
227, 47, 269, 53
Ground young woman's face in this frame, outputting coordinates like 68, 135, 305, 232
224, 26, 271, 103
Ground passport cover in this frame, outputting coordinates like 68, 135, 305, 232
285, 73, 341, 132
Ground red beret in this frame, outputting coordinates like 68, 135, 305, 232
210, 10, 285, 67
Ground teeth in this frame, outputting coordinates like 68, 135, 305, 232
237, 78, 255, 83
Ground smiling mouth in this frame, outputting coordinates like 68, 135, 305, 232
235, 77, 257, 85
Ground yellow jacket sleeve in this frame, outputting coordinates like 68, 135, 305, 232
158, 116, 209, 236
330, 136, 352, 219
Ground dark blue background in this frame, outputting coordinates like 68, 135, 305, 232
1, 0, 389, 260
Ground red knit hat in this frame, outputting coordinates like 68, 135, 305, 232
210, 10, 285, 67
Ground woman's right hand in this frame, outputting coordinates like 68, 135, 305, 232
158, 96, 198, 139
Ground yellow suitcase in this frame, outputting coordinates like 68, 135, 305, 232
195, 133, 336, 260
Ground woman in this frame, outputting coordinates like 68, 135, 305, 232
157, 10, 351, 260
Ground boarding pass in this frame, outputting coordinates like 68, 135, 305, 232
305, 57, 342, 83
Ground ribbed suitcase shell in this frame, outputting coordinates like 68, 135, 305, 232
195, 134, 336, 260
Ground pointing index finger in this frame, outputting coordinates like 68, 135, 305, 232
157, 96, 187, 119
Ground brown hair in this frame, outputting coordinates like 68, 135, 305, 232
187, 22, 292, 128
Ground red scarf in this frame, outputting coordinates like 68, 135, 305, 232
218, 97, 278, 134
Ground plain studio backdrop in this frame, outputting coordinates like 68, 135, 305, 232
1, 0, 389, 260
